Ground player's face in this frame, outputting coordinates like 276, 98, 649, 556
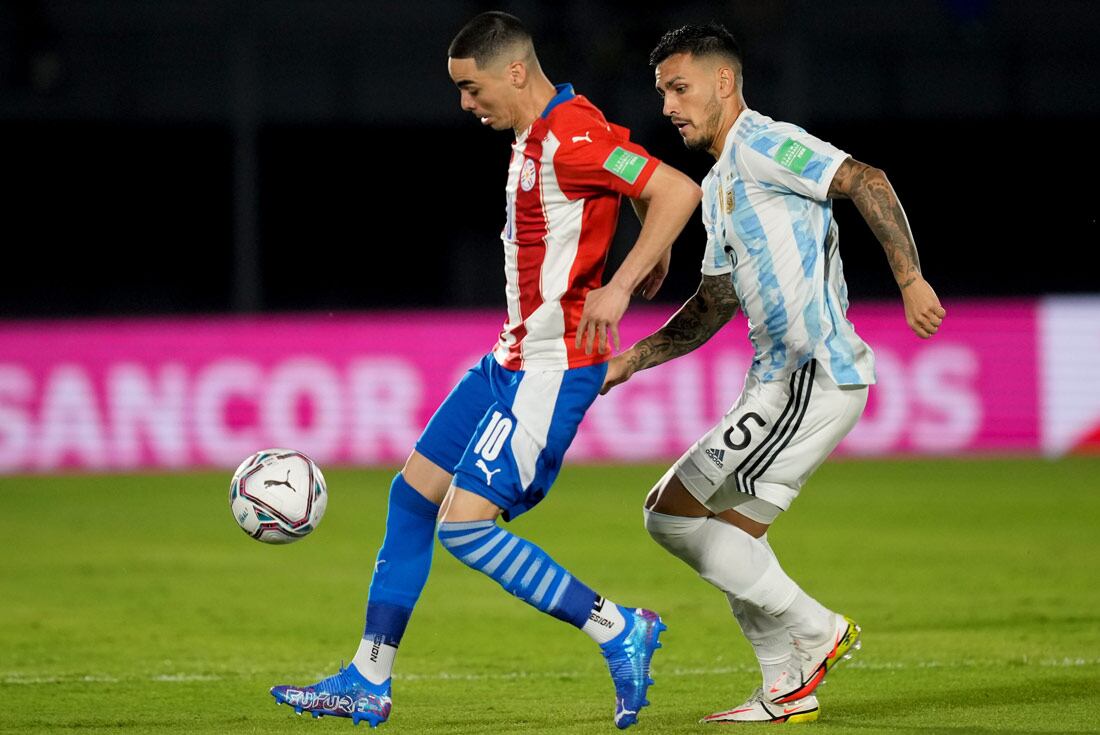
655, 53, 722, 153
448, 56, 516, 132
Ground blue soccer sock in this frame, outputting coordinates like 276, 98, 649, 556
352, 473, 439, 684
438, 519, 627, 643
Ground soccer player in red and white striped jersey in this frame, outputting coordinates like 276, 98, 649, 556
492, 79, 674, 370
271, 11, 701, 729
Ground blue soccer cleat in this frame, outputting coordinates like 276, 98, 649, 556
600, 607, 666, 729
271, 663, 391, 727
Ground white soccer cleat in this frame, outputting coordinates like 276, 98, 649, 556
766, 614, 861, 704
701, 686, 819, 724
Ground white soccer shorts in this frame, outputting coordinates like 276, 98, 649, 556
673, 360, 867, 515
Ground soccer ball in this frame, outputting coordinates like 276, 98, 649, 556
229, 448, 328, 544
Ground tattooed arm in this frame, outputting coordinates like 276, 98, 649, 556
601, 273, 739, 394
828, 157, 946, 338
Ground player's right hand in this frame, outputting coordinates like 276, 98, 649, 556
576, 283, 630, 355
600, 352, 636, 394
902, 277, 946, 338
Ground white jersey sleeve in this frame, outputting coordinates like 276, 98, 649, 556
699, 171, 732, 276
738, 125, 849, 202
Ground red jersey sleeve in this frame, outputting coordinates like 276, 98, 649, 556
553, 122, 661, 201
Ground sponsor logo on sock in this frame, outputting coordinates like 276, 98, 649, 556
588, 612, 615, 628
369, 633, 383, 663
593, 596, 606, 613
704, 447, 726, 468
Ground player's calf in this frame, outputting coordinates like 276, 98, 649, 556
438, 520, 666, 728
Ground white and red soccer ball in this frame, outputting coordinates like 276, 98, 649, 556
229, 448, 327, 544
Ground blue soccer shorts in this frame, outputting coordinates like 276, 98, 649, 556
414, 354, 607, 520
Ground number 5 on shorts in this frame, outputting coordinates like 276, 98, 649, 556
723, 412, 766, 451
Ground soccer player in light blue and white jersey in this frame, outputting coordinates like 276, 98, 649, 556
602, 23, 946, 725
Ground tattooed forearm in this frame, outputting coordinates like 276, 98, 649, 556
627, 274, 739, 374
829, 158, 921, 289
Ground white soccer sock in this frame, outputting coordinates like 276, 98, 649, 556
727, 595, 792, 686
644, 510, 833, 643
581, 596, 627, 645
725, 534, 795, 686
775, 590, 834, 645
351, 633, 398, 685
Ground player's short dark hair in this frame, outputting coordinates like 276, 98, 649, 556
448, 11, 534, 68
649, 23, 743, 75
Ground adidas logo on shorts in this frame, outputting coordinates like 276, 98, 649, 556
705, 448, 726, 469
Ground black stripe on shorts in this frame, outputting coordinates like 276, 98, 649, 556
734, 361, 816, 496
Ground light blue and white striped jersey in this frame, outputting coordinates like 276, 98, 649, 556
701, 109, 876, 385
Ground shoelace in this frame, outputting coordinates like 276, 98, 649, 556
790, 638, 813, 664
314, 667, 353, 694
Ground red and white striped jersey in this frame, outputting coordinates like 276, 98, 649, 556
494, 84, 660, 371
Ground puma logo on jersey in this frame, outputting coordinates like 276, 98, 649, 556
572, 132, 592, 143
475, 459, 502, 486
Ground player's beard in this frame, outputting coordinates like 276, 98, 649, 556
685, 93, 723, 153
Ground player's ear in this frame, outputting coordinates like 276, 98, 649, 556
509, 60, 527, 89
717, 66, 736, 99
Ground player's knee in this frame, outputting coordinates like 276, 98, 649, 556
643, 466, 677, 511
400, 451, 453, 506
436, 518, 498, 564
643, 508, 706, 555
436, 521, 457, 557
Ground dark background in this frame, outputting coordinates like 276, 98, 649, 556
1, 0, 1097, 318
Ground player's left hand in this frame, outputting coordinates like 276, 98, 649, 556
902, 276, 946, 338
634, 249, 671, 300
600, 352, 637, 394
576, 283, 631, 355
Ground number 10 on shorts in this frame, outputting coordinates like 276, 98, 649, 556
475, 411, 514, 461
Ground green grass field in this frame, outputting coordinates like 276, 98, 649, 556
2, 457, 1099, 734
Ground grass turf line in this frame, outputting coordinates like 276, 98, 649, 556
1, 457, 1098, 733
